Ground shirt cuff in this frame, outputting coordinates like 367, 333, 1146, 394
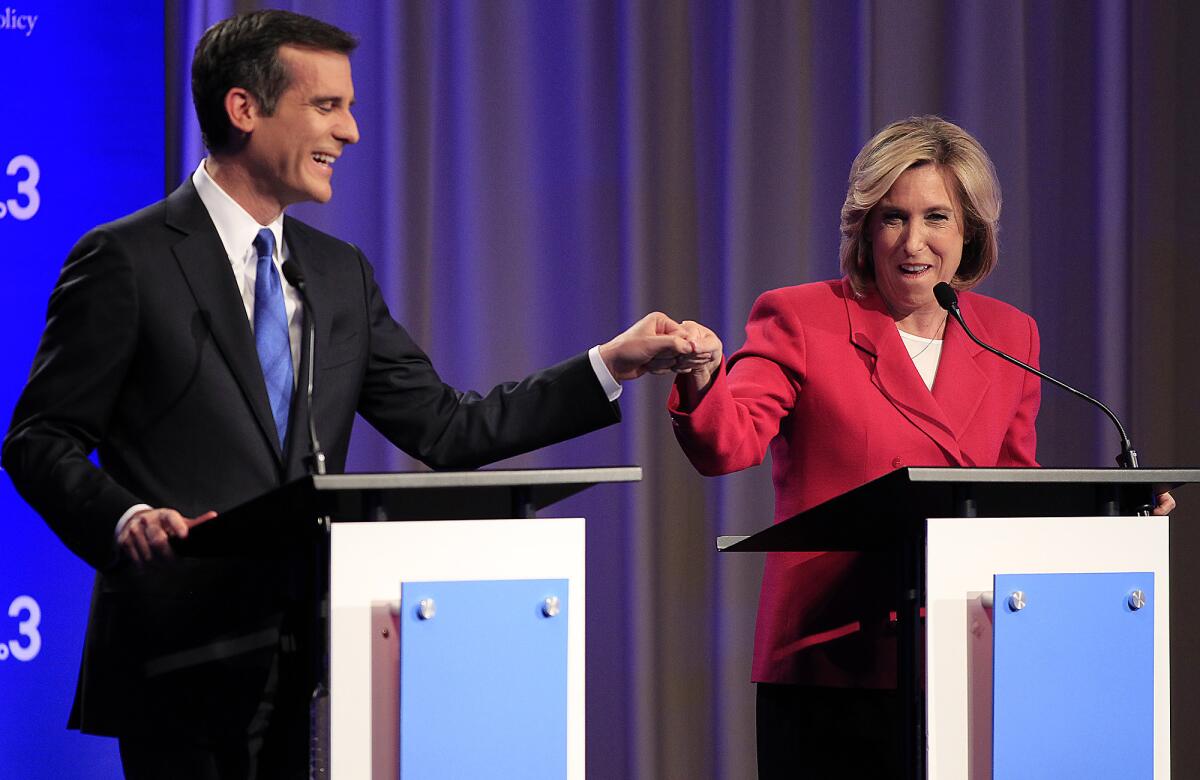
114, 503, 152, 543
588, 345, 622, 402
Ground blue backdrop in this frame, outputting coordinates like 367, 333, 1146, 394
0, 3, 162, 775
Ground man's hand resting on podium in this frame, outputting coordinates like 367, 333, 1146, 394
117, 507, 217, 568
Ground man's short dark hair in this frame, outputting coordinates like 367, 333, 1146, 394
192, 10, 357, 154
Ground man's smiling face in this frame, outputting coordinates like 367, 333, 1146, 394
241, 44, 360, 210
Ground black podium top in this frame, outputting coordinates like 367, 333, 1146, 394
185, 466, 641, 556
717, 467, 1200, 553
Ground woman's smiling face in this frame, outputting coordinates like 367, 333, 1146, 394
866, 164, 966, 321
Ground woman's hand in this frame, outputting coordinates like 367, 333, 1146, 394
1151, 491, 1175, 516
675, 320, 723, 408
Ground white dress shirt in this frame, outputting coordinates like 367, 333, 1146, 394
192, 162, 303, 375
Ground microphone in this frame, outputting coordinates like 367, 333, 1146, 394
933, 282, 1138, 469
281, 260, 327, 476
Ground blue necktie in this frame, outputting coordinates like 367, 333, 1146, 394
252, 228, 293, 451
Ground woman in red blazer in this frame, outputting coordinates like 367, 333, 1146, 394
669, 116, 1039, 775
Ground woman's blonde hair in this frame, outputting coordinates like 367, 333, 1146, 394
839, 116, 1001, 295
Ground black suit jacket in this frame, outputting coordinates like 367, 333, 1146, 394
2, 180, 619, 738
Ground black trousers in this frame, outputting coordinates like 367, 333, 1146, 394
118, 645, 310, 780
756, 683, 902, 778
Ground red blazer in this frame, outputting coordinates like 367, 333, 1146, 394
668, 279, 1040, 687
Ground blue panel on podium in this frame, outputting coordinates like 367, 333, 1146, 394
993, 572, 1153, 779
398, 579, 568, 779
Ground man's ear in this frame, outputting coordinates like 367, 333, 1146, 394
224, 87, 258, 135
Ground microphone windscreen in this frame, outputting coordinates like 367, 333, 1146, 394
933, 282, 958, 311
281, 260, 305, 289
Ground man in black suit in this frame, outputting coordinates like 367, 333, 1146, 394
2, 10, 704, 778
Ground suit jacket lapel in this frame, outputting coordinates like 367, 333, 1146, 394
281, 217, 333, 360
165, 180, 283, 461
842, 280, 967, 464
280, 218, 329, 478
931, 295, 990, 461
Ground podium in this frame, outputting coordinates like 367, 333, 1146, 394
718, 467, 1198, 779
188, 466, 640, 779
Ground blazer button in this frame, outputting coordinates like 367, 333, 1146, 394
891, 456, 903, 469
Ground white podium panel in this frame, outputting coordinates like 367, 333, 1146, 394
926, 515, 1170, 780
329, 517, 586, 779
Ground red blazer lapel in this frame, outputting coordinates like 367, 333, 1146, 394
931, 296, 990, 457
842, 280, 967, 464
